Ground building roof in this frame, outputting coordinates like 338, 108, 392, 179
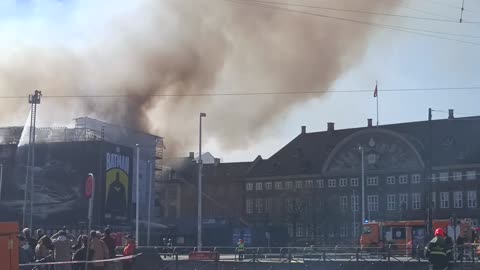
247, 115, 480, 178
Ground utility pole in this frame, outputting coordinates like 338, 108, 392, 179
426, 108, 433, 240
22, 90, 41, 229
197, 113, 206, 251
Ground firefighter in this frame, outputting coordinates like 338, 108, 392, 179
425, 228, 454, 270
237, 239, 245, 261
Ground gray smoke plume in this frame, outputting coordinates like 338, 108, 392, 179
0, 0, 399, 157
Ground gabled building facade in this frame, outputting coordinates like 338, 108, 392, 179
243, 111, 480, 246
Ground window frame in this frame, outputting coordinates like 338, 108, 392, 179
328, 179, 336, 188
367, 195, 379, 211
387, 194, 396, 211
440, 192, 449, 209
350, 178, 359, 187
386, 176, 395, 185
399, 193, 408, 210
351, 194, 359, 212
295, 180, 304, 189
399, 175, 408, 184
316, 179, 324, 188
255, 182, 263, 191
274, 181, 283, 190
285, 181, 293, 189
265, 182, 273, 190
467, 191, 477, 208
454, 191, 463, 209
411, 174, 421, 184
439, 172, 449, 182
367, 177, 378, 186
339, 195, 348, 210
412, 193, 421, 210
467, 170, 476, 180
246, 199, 254, 214
246, 183, 254, 191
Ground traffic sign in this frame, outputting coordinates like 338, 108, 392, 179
85, 173, 94, 198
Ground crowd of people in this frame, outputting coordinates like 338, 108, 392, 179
19, 226, 136, 270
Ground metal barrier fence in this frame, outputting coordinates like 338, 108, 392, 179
136, 243, 480, 264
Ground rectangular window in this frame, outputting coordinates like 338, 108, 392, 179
285, 181, 293, 189
468, 191, 477, 208
412, 193, 421, 210
432, 192, 436, 209
387, 176, 395, 185
440, 192, 449, 208
350, 178, 359, 187
367, 177, 378, 186
306, 224, 314, 237
246, 199, 253, 214
295, 180, 303, 189
367, 195, 379, 211
431, 173, 437, 182
467, 170, 476, 180
255, 198, 264, 213
317, 179, 324, 188
328, 179, 336, 187
265, 198, 272, 213
453, 171, 462, 181
255, 182, 263, 191
387, 194, 396, 211
286, 198, 293, 212
351, 195, 359, 212
439, 172, 449, 182
340, 196, 348, 210
411, 174, 421, 184
399, 175, 408, 184
265, 182, 273, 190
339, 178, 348, 187
246, 183, 253, 191
305, 180, 314, 188
274, 181, 283, 190
454, 191, 463, 208
399, 193, 408, 210
296, 224, 304, 237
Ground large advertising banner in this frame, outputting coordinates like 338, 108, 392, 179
104, 145, 132, 225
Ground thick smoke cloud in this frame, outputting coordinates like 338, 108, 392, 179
0, 0, 398, 157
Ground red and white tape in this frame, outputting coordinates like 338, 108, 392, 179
19, 253, 142, 266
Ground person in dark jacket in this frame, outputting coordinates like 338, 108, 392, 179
101, 227, 116, 259
72, 235, 94, 270
425, 228, 453, 270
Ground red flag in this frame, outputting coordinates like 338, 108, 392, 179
373, 83, 378, 98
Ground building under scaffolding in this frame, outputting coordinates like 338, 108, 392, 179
0, 117, 165, 233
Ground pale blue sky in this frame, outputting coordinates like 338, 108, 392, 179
1, 0, 480, 162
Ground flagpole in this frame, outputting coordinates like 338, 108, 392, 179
376, 81, 379, 127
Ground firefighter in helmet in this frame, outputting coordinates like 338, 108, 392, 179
424, 228, 454, 270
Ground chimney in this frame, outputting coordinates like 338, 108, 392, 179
214, 158, 220, 166
189, 152, 194, 159
327, 122, 335, 132
367, 118, 373, 127
448, 109, 454, 120
301, 126, 306, 134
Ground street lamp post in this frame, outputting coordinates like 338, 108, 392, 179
197, 113, 206, 251
359, 146, 366, 224
135, 144, 140, 245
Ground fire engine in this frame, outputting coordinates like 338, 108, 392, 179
360, 219, 473, 251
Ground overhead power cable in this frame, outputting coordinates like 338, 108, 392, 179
2, 86, 480, 99
241, 0, 479, 23
227, 0, 480, 44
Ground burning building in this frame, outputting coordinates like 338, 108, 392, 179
0, 117, 164, 234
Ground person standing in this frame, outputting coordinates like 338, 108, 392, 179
72, 235, 94, 270
19, 235, 35, 270
90, 231, 109, 270
101, 227, 117, 270
425, 228, 454, 270
51, 230, 72, 270
22, 228, 37, 255
237, 239, 245, 261
122, 235, 136, 270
